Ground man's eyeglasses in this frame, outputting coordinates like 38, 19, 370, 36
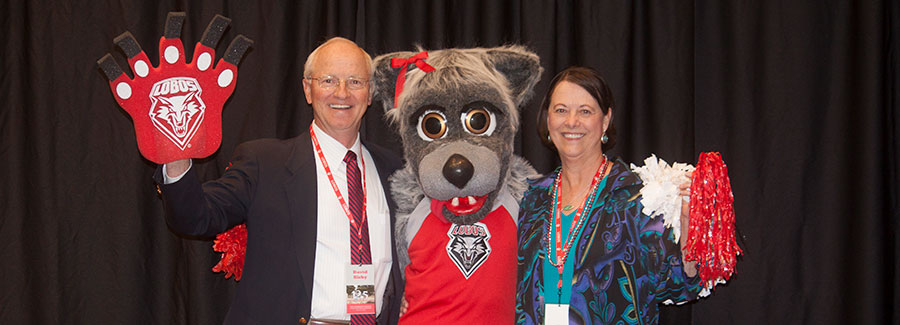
306, 76, 369, 90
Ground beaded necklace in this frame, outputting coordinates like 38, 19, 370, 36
546, 156, 610, 291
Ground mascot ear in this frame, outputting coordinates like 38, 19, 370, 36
373, 51, 418, 114
485, 46, 543, 107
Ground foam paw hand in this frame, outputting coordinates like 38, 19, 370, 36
97, 12, 252, 164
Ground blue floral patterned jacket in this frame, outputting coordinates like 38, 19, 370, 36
516, 160, 701, 325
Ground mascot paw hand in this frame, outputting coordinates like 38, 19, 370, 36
97, 12, 253, 164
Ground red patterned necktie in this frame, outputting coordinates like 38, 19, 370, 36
343, 151, 374, 325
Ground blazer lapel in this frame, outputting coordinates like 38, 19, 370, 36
363, 141, 404, 320
284, 132, 318, 299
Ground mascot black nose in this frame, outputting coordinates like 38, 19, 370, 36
443, 154, 474, 189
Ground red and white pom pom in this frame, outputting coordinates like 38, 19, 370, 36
212, 224, 247, 281
685, 152, 742, 294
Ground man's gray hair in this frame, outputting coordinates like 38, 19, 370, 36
303, 37, 374, 80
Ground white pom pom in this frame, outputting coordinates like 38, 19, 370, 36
630, 154, 695, 241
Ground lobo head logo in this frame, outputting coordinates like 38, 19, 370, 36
446, 222, 492, 279
149, 77, 206, 150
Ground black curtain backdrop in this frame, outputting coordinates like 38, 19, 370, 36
2, 1, 897, 324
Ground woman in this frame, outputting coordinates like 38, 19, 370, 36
516, 66, 700, 324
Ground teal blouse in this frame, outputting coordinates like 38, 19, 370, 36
543, 178, 608, 305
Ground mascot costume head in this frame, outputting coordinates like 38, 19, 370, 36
373, 46, 541, 323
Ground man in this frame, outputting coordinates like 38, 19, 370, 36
155, 37, 403, 325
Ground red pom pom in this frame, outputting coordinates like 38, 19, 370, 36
212, 224, 247, 281
685, 152, 742, 290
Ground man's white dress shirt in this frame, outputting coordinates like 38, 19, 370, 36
309, 122, 392, 320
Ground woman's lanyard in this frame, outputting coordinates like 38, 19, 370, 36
310, 124, 368, 237
547, 157, 609, 300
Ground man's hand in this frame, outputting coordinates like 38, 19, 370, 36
97, 12, 252, 164
165, 159, 191, 178
400, 295, 408, 317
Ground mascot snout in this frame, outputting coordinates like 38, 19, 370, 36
417, 141, 501, 224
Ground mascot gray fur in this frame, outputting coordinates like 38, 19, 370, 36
373, 46, 541, 323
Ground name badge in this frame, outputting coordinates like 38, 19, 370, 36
545, 303, 569, 325
345, 264, 376, 315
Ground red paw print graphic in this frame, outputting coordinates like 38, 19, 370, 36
98, 12, 252, 164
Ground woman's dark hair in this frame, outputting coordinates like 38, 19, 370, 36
537, 66, 617, 152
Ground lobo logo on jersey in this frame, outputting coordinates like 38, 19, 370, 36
148, 77, 206, 150
446, 222, 491, 279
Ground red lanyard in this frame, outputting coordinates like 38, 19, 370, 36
547, 156, 609, 289
310, 124, 368, 237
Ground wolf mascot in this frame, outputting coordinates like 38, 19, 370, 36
373, 46, 542, 323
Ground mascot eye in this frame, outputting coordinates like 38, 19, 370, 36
417, 111, 447, 141
461, 107, 496, 136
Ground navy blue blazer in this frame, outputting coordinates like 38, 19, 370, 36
154, 131, 403, 325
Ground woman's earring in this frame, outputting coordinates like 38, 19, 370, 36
547, 134, 551, 142
601, 133, 609, 144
